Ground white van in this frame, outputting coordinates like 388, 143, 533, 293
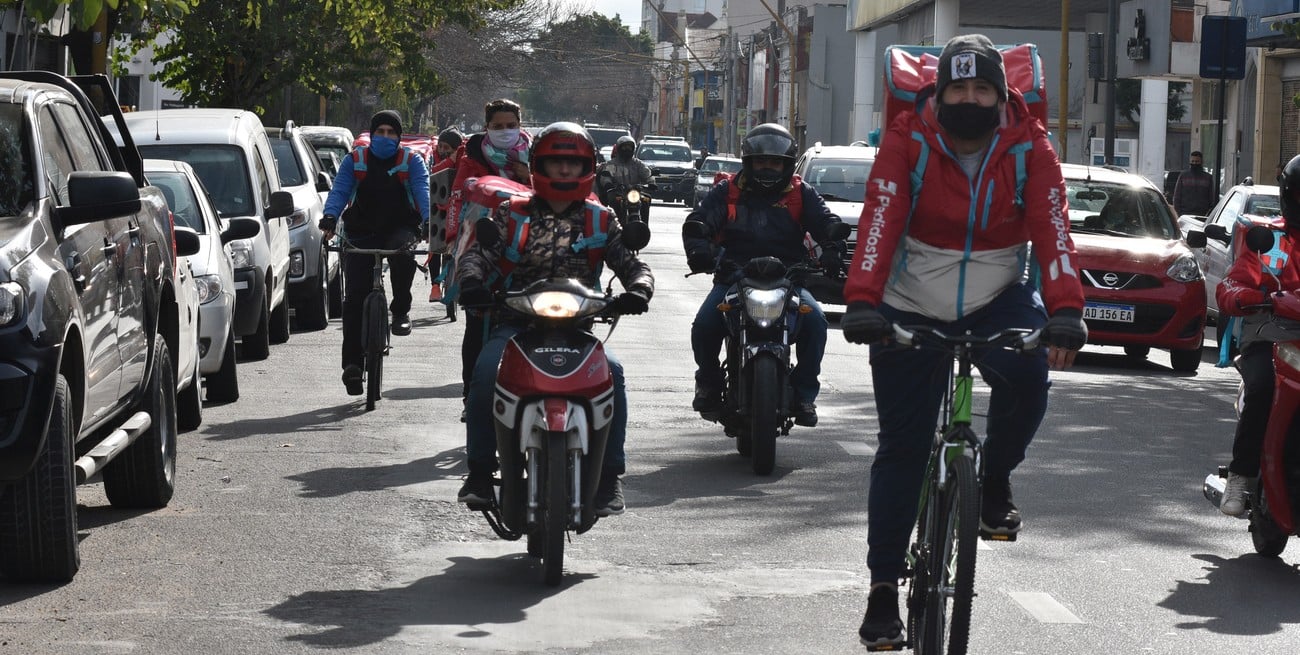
119, 109, 295, 360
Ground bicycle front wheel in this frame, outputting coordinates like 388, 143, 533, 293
363, 293, 388, 411
917, 454, 980, 655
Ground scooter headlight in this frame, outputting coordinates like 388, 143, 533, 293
506, 291, 606, 319
742, 287, 786, 327
626, 189, 641, 204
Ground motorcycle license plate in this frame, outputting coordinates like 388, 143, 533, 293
1084, 302, 1134, 323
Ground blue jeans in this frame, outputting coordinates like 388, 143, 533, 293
865, 283, 1049, 583
465, 323, 628, 476
691, 283, 828, 403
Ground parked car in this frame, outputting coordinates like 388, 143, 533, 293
299, 125, 356, 168
584, 124, 630, 164
1062, 163, 1208, 371
693, 154, 742, 208
637, 140, 697, 204
110, 108, 297, 361
792, 143, 878, 305
145, 159, 262, 404
317, 150, 342, 177
0, 71, 186, 582
266, 122, 337, 331
172, 235, 202, 431
1177, 181, 1281, 327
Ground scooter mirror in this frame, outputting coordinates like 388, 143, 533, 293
623, 220, 651, 251
1245, 225, 1276, 253
475, 217, 502, 249
827, 222, 852, 241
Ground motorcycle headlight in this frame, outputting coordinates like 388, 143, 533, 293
0, 282, 25, 327
742, 287, 787, 327
626, 189, 641, 204
194, 274, 223, 305
228, 239, 253, 269
1167, 253, 1203, 282
286, 208, 308, 229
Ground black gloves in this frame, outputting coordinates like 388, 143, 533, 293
319, 214, 338, 232
457, 280, 493, 308
841, 302, 892, 345
1042, 307, 1088, 351
687, 249, 715, 274
819, 245, 846, 278
612, 289, 650, 315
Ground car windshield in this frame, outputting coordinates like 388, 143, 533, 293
804, 157, 874, 202
148, 170, 207, 234
0, 104, 33, 218
269, 138, 307, 186
1066, 179, 1179, 239
1244, 193, 1281, 218
587, 128, 628, 149
700, 158, 741, 174
139, 144, 254, 217
638, 144, 693, 163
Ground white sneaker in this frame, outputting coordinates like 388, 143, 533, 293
1221, 472, 1252, 517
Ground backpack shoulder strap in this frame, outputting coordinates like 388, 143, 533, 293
574, 201, 612, 273
489, 197, 534, 287
351, 146, 370, 179
1007, 141, 1032, 208
784, 175, 804, 223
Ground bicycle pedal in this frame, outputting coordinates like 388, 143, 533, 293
979, 529, 1018, 542
862, 639, 906, 652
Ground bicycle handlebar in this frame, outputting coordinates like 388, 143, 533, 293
891, 324, 1043, 352
325, 242, 429, 256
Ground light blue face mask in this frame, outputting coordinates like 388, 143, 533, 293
369, 135, 399, 159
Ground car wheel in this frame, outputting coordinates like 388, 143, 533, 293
269, 297, 291, 344
206, 326, 239, 403
177, 357, 203, 432
1170, 347, 1202, 373
104, 334, 177, 508
0, 374, 79, 582
242, 298, 271, 361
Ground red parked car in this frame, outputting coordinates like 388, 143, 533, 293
1061, 164, 1208, 372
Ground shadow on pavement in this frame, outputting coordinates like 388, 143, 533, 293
286, 447, 465, 498
1158, 552, 1300, 635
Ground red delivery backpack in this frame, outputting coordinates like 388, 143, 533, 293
882, 43, 1047, 129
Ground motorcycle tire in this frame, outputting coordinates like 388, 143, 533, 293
542, 441, 567, 586
748, 356, 781, 476
1250, 482, 1288, 558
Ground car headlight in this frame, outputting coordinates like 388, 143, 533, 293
194, 274, 223, 304
0, 282, 25, 327
286, 208, 308, 229
228, 239, 253, 269
742, 287, 787, 327
1167, 253, 1203, 282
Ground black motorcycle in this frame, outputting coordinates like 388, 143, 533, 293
597, 170, 655, 229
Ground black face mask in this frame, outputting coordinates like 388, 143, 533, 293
750, 167, 786, 190
937, 102, 1001, 140
1189, 164, 1204, 172
616, 148, 633, 162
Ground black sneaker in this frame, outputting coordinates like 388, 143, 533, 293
594, 476, 625, 517
692, 384, 722, 415
341, 365, 364, 396
391, 313, 412, 336
980, 477, 1021, 540
457, 471, 494, 509
792, 401, 818, 427
858, 584, 904, 648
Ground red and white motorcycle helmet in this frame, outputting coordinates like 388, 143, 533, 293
530, 122, 597, 203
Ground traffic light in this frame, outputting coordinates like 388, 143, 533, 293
1087, 32, 1105, 80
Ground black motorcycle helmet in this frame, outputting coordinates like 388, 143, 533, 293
615, 135, 636, 162
1281, 154, 1300, 228
740, 123, 798, 191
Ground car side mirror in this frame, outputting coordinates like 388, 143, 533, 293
220, 217, 262, 244
622, 220, 651, 251
316, 171, 332, 193
826, 222, 852, 241
1204, 224, 1230, 243
1246, 225, 1276, 253
174, 226, 202, 257
266, 190, 295, 219
474, 217, 501, 249
1184, 229, 1207, 249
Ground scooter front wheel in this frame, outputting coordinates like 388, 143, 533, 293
541, 441, 567, 586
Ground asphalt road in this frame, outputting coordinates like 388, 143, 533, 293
2, 202, 1299, 654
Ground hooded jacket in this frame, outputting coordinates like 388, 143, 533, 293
1217, 225, 1300, 348
843, 86, 1084, 321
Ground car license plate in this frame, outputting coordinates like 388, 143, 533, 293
1084, 302, 1134, 323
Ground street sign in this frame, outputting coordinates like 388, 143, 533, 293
1200, 16, 1248, 80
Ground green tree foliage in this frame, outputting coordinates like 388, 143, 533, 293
1115, 79, 1188, 126
1, 0, 191, 73
518, 12, 654, 127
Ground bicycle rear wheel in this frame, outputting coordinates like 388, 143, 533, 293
916, 454, 979, 655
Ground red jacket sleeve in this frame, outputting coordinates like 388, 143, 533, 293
843, 114, 915, 307
1019, 126, 1085, 315
1217, 251, 1271, 315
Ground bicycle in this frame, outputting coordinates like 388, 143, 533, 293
329, 238, 427, 411
877, 323, 1041, 655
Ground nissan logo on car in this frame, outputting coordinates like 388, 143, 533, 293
1103, 272, 1120, 287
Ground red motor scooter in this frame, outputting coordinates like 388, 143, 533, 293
1204, 225, 1300, 557
473, 276, 623, 586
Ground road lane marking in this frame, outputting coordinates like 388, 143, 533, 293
1007, 591, 1084, 623
837, 440, 875, 456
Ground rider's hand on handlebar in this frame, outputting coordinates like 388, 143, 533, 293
818, 247, 846, 278
1041, 308, 1088, 370
319, 214, 338, 242
687, 249, 715, 274
612, 290, 650, 315
841, 302, 892, 345
458, 280, 493, 309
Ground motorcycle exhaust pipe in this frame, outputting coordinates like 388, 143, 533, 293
1203, 473, 1225, 509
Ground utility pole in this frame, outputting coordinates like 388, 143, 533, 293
1104, 0, 1119, 164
